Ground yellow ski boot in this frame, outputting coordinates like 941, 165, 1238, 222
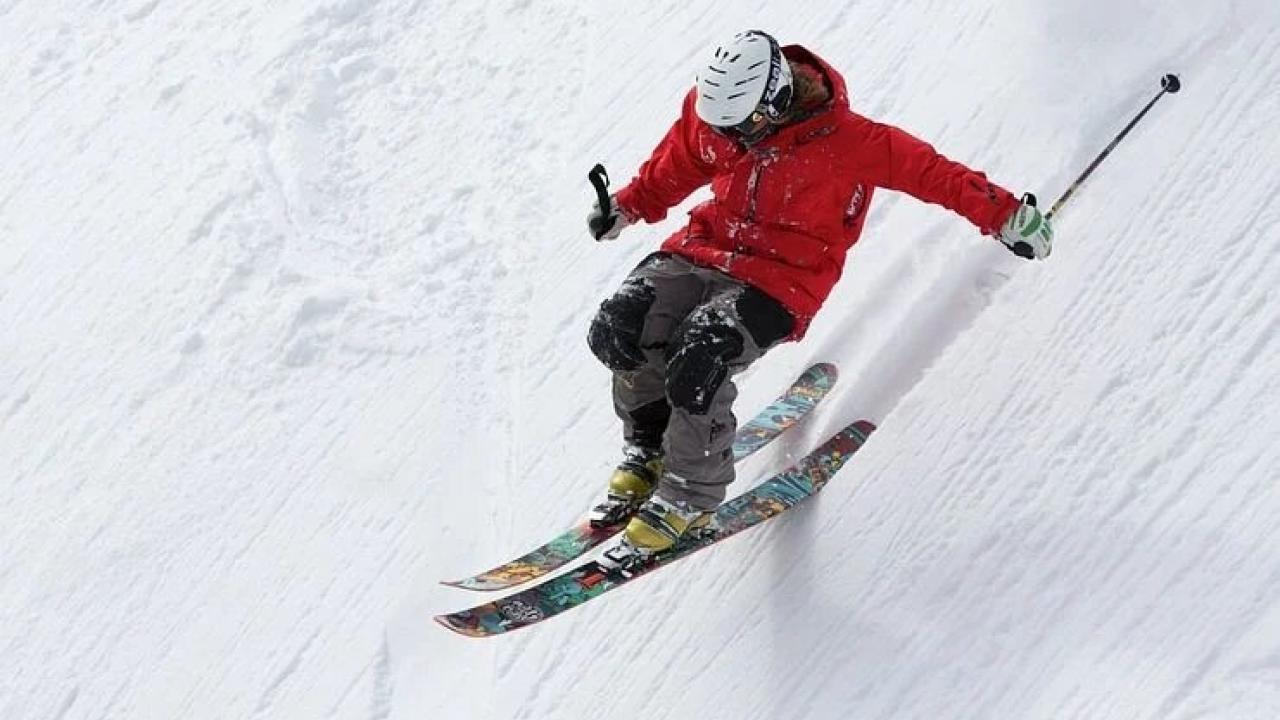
622, 493, 713, 554
589, 445, 663, 528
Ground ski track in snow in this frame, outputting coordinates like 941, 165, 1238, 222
4, 1, 1280, 719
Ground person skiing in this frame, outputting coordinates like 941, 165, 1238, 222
585, 30, 1053, 556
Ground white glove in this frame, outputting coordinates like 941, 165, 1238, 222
587, 194, 633, 242
997, 194, 1053, 260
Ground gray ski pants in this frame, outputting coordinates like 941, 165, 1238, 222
588, 252, 794, 510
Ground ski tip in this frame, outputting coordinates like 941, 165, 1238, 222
439, 578, 509, 592
433, 613, 494, 639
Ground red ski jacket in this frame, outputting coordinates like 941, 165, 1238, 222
615, 45, 1020, 338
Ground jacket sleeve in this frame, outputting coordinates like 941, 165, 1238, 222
615, 90, 721, 224
850, 115, 1019, 235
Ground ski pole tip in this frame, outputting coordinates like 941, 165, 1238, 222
1162, 74, 1182, 93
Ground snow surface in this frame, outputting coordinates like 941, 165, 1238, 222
4, 1, 1280, 718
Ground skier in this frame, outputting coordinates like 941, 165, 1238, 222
586, 30, 1053, 555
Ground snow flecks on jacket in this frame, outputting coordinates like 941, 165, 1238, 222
615, 44, 1021, 339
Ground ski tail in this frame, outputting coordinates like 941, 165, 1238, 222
731, 362, 837, 459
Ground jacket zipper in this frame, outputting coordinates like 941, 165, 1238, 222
744, 149, 775, 224
729, 147, 776, 261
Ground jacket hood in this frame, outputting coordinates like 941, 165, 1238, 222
782, 45, 850, 116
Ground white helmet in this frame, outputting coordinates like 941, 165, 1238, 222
694, 30, 794, 128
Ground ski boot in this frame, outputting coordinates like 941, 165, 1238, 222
621, 492, 714, 555
588, 444, 663, 528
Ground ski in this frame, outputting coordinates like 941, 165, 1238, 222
435, 419, 875, 637
440, 363, 838, 592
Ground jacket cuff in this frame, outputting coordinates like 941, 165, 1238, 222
615, 184, 662, 225
983, 193, 1022, 236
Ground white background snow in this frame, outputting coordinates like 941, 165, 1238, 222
4, 1, 1280, 718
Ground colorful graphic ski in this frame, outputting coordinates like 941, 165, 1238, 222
435, 419, 875, 637
440, 363, 838, 592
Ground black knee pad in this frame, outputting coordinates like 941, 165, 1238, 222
588, 278, 656, 373
665, 320, 744, 415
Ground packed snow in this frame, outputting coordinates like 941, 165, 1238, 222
4, 1, 1280, 718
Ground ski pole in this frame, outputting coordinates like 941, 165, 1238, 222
588, 163, 616, 239
1035, 73, 1181, 221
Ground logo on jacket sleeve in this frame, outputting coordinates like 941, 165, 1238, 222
844, 183, 867, 227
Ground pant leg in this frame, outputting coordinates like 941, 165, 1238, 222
658, 279, 795, 510
588, 252, 707, 449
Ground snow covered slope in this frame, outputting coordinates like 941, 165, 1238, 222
4, 1, 1280, 719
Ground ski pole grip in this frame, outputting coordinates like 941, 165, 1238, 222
588, 163, 616, 240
